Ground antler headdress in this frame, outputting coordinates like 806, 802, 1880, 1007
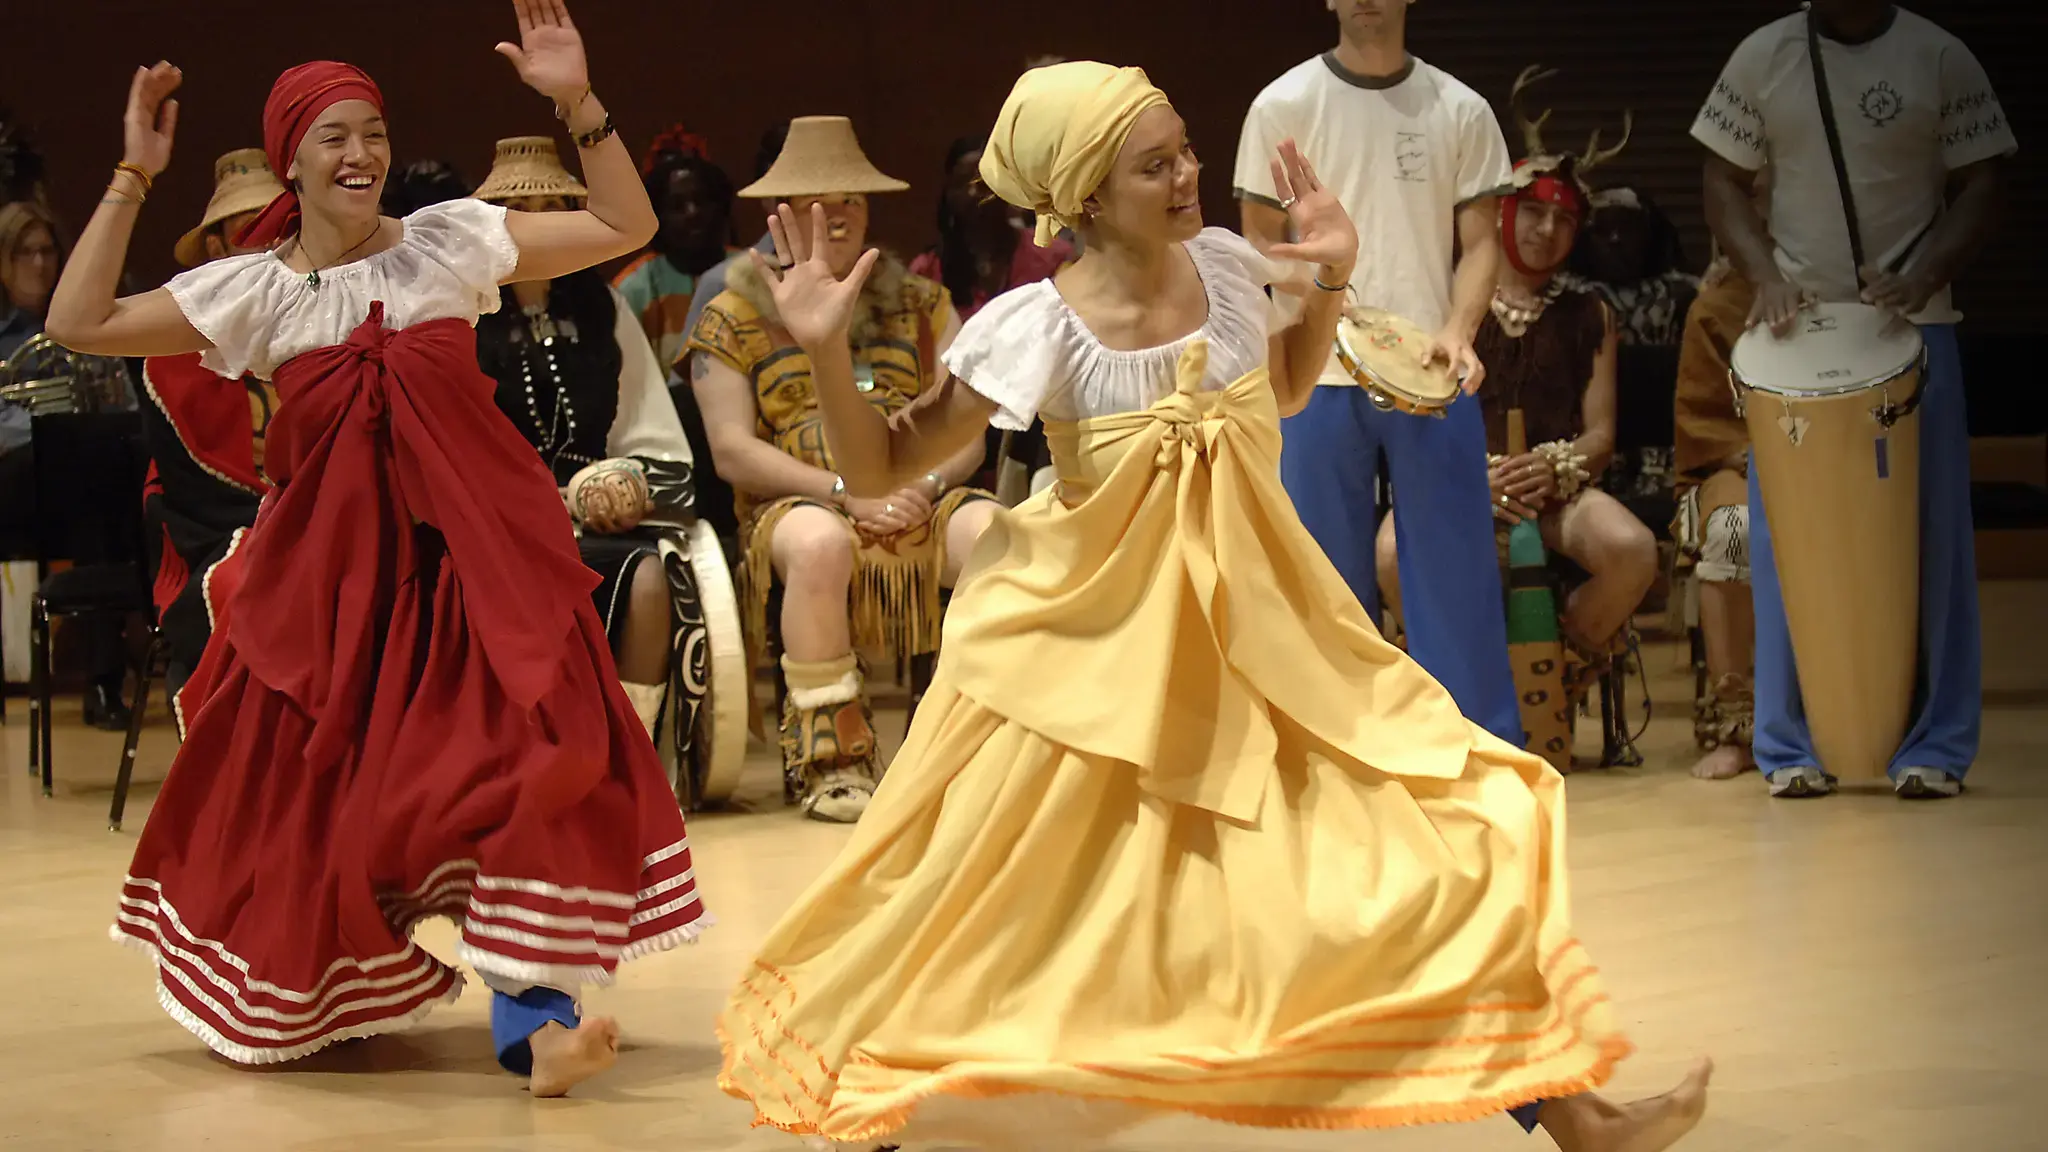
1510, 64, 1633, 174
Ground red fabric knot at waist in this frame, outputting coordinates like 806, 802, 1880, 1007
346, 302, 391, 362
225, 308, 599, 766
346, 303, 392, 424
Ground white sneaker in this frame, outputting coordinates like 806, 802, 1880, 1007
1894, 766, 1963, 799
1767, 765, 1834, 797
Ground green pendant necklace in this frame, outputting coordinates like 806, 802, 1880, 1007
300, 221, 383, 289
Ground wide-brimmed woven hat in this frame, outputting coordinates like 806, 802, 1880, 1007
175, 148, 287, 266
473, 136, 589, 204
739, 116, 907, 199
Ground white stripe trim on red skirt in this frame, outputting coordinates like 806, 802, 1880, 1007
112, 838, 712, 1064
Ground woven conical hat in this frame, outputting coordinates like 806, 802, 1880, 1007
473, 136, 589, 204
739, 116, 907, 199
175, 148, 286, 266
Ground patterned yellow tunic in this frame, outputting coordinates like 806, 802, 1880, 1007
685, 267, 985, 664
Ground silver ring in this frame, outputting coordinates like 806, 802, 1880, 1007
1500, 494, 1510, 507
886, 502, 896, 514
1279, 195, 1299, 210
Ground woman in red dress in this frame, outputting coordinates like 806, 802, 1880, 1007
45, 0, 710, 1098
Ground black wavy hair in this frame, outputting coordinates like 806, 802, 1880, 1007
934, 134, 993, 310
1569, 186, 1691, 282
644, 152, 734, 206
382, 159, 471, 217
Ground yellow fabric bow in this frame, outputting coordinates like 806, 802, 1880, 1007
943, 341, 1473, 824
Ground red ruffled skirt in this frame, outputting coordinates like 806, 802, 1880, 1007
114, 307, 710, 1063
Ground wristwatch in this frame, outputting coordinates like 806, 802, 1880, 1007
829, 474, 848, 506
925, 471, 947, 499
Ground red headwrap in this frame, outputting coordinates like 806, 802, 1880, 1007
640, 124, 713, 177
1501, 156, 1587, 276
234, 61, 386, 249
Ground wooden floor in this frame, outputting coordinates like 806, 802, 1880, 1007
3, 583, 2044, 1152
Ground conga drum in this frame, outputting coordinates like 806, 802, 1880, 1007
1731, 302, 1925, 782
1334, 306, 1463, 417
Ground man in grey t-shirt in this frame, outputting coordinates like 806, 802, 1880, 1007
1695, 0, 2013, 799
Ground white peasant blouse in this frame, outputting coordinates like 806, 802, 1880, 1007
165, 198, 520, 381
941, 227, 1287, 431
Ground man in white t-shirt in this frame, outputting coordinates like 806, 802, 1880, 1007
1235, 0, 1520, 747
1694, 0, 2013, 800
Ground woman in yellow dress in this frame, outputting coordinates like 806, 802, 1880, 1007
716, 62, 1711, 1151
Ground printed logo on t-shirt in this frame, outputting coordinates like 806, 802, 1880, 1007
1702, 79, 1765, 151
1395, 131, 1428, 182
1858, 80, 1904, 128
1940, 90, 2006, 149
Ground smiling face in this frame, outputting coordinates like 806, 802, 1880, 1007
788, 192, 870, 278
1087, 104, 1203, 247
287, 99, 391, 229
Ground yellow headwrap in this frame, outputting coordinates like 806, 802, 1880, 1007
981, 61, 1171, 248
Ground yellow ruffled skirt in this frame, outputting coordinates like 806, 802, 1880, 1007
717, 346, 1630, 1146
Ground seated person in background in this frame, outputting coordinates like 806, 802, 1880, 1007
1672, 166, 1772, 781
2, 197, 141, 729
668, 123, 791, 543
678, 122, 789, 354
380, 157, 471, 218
142, 148, 285, 710
1561, 182, 1700, 349
471, 138, 702, 746
0, 200, 65, 558
907, 134, 1074, 501
687, 117, 996, 825
1379, 138, 1653, 682
613, 126, 736, 372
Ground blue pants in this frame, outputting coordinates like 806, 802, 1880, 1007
1748, 323, 1981, 779
1281, 386, 1523, 745
491, 986, 580, 1075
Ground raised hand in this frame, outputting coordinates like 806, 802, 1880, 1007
124, 62, 183, 177
752, 202, 882, 353
495, 0, 591, 107
1265, 139, 1357, 282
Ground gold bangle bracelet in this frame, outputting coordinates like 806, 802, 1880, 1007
113, 162, 154, 195
553, 84, 593, 122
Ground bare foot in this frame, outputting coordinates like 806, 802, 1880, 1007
528, 1016, 619, 1098
1691, 744, 1754, 781
1543, 1058, 1712, 1152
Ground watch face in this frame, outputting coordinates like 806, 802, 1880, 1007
852, 361, 876, 393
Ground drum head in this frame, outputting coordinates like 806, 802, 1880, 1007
1731, 301, 1923, 398
1337, 307, 1461, 403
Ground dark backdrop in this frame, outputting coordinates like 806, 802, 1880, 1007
5, 0, 2034, 332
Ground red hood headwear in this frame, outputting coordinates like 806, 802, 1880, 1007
1499, 64, 1631, 276
234, 61, 386, 249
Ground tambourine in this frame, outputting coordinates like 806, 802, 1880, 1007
1332, 306, 1462, 418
